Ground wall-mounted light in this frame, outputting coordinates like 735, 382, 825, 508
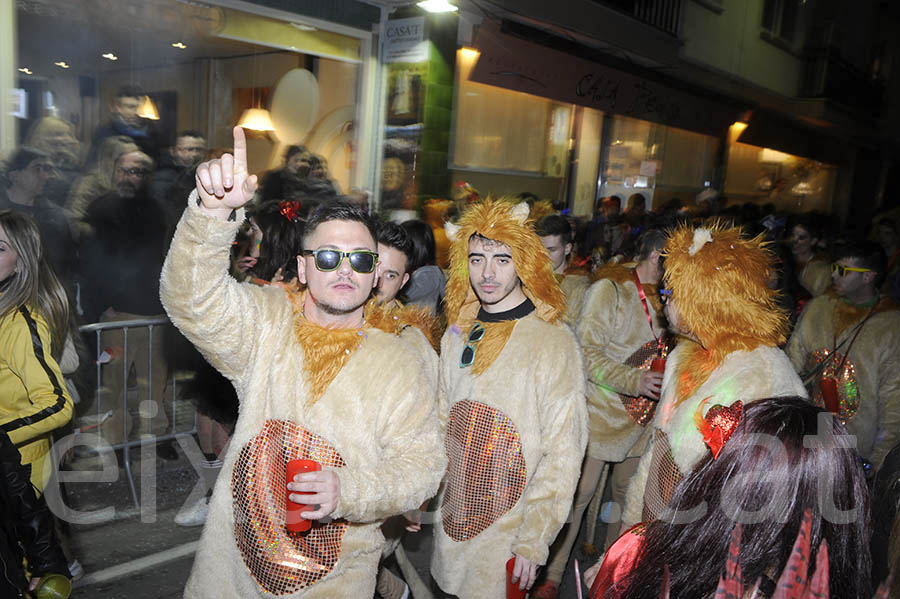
102, 53, 118, 61
237, 108, 276, 132
759, 148, 792, 163
18, 67, 33, 75
138, 96, 161, 120
459, 47, 480, 61
290, 21, 317, 31
54, 61, 70, 69
171, 42, 187, 49
417, 0, 458, 13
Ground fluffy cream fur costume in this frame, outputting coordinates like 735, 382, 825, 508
431, 199, 587, 599
578, 265, 666, 462
621, 224, 807, 529
160, 195, 445, 598
799, 256, 832, 297
558, 271, 591, 325
787, 292, 900, 468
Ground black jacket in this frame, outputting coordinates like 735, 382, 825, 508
0, 430, 69, 597
79, 188, 167, 321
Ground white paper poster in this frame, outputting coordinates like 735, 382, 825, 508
384, 17, 428, 63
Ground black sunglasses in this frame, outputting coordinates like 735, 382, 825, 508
302, 249, 378, 273
459, 323, 486, 368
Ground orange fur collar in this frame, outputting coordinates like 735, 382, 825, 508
831, 292, 898, 339
286, 292, 403, 404
591, 263, 635, 285
471, 320, 516, 375
385, 301, 443, 352
592, 264, 663, 315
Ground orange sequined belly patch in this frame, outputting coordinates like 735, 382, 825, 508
619, 340, 669, 426
232, 419, 347, 595
442, 400, 526, 542
641, 429, 682, 523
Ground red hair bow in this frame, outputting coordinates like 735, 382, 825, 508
279, 200, 302, 222
694, 397, 743, 459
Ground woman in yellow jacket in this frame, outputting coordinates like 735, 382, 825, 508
0, 210, 73, 493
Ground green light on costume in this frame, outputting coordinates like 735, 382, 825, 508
670, 374, 741, 439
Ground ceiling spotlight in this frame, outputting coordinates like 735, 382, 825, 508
54, 61, 70, 69
417, 0, 458, 12
172, 42, 187, 49
102, 53, 118, 61
18, 67, 33, 75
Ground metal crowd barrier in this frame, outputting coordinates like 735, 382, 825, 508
78, 316, 197, 509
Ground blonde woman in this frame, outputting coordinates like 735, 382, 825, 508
0, 210, 73, 492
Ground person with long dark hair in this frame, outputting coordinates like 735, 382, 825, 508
401, 219, 445, 313
586, 397, 872, 599
0, 210, 73, 492
245, 200, 304, 285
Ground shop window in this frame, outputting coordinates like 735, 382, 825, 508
10, 0, 367, 194
601, 115, 719, 211
450, 48, 574, 205
724, 141, 837, 213
761, 0, 799, 43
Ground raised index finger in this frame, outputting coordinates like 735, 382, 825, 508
232, 126, 248, 173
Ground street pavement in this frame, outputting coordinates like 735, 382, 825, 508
61, 440, 608, 598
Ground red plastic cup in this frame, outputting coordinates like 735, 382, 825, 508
650, 357, 667, 373
820, 377, 840, 414
286, 459, 320, 533
506, 557, 527, 599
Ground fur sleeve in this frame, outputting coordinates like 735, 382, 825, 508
511, 327, 588, 565
332, 341, 445, 523
802, 260, 832, 297
159, 191, 269, 383
873, 329, 900, 468
578, 280, 642, 397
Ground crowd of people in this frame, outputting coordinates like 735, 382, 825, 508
0, 87, 898, 598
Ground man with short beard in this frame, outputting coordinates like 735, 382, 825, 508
79, 149, 174, 454
160, 127, 444, 598
432, 199, 587, 598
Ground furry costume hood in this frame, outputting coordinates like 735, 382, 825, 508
443, 198, 566, 327
664, 222, 789, 401
664, 222, 787, 351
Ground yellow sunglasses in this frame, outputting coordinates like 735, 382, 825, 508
831, 263, 872, 277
